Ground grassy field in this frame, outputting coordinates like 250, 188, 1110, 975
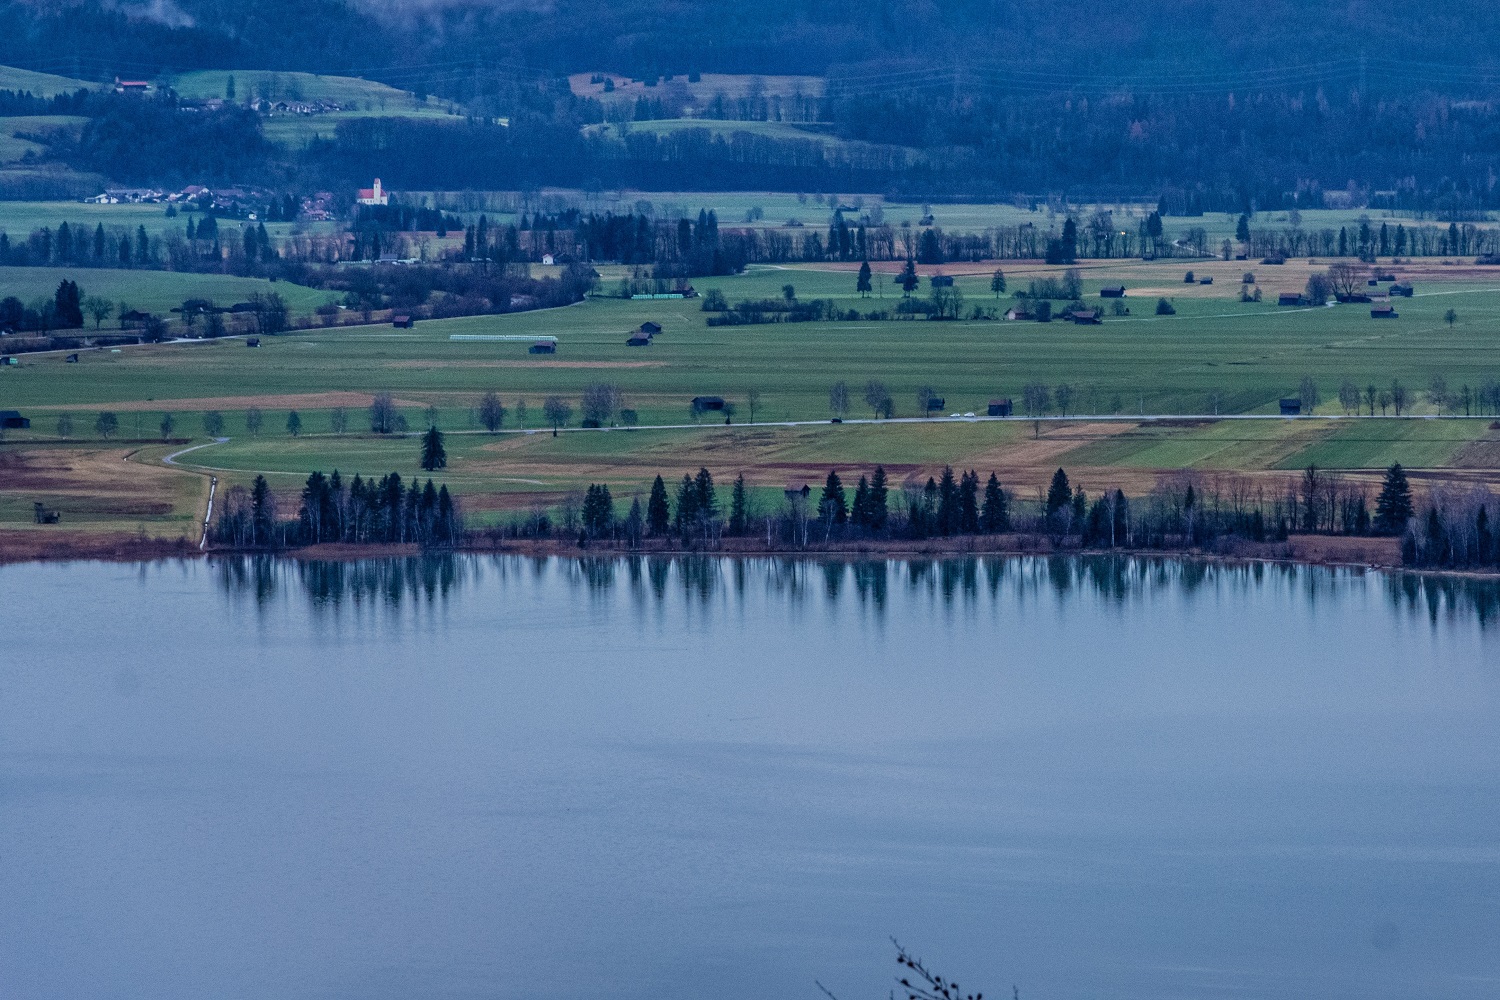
170, 70, 436, 108
0, 64, 96, 97
0, 200, 343, 244
0, 266, 338, 317
5, 257, 1500, 530
4, 259, 1500, 417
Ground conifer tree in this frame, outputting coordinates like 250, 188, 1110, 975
868, 465, 889, 532
958, 470, 980, 533
851, 475, 870, 530
694, 467, 717, 520
728, 473, 748, 536
819, 469, 847, 526
675, 473, 699, 531
1374, 463, 1414, 535
647, 475, 670, 535
936, 465, 960, 535
981, 473, 1008, 532
1046, 468, 1073, 516
420, 425, 446, 471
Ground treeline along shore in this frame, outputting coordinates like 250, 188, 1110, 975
181, 460, 1500, 576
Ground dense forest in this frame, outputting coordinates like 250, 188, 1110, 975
10, 1, 1500, 204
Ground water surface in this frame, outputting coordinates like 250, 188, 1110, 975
2, 555, 1498, 1000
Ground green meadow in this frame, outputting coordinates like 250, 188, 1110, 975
0, 266, 338, 316
5, 261, 1500, 419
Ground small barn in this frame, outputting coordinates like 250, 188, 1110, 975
392, 315, 415, 329
246, 337, 261, 348
1278, 292, 1304, 306
626, 332, 652, 347
1199, 276, 1214, 285
784, 483, 812, 502
0, 410, 30, 428
988, 399, 1013, 417
1371, 304, 1399, 319
1391, 283, 1414, 297
1099, 286, 1126, 298
691, 396, 726, 411
119, 309, 154, 326
1279, 398, 1303, 416
529, 340, 557, 354
1070, 309, 1102, 325
1005, 306, 1033, 321
639, 321, 663, 335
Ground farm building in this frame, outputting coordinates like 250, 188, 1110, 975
1371, 304, 1399, 318
1279, 398, 1302, 416
0, 410, 30, 428
245, 338, 260, 348
1070, 309, 1102, 325
392, 315, 415, 329
639, 321, 662, 335
119, 309, 154, 325
784, 484, 812, 502
691, 396, 726, 411
1391, 283, 1414, 297
626, 332, 652, 346
1199, 276, 1213, 285
114, 78, 150, 94
1, 356, 17, 366
529, 340, 557, 354
988, 399, 1013, 417
1099, 286, 1126, 298
1277, 293, 1304, 306
1004, 306, 1033, 321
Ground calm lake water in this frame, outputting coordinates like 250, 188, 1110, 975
2, 555, 1499, 1000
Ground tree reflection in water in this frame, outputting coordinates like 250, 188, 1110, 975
211, 553, 1500, 631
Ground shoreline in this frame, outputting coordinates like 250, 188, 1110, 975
0, 527, 1453, 579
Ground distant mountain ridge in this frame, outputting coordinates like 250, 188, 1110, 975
3, 0, 1499, 99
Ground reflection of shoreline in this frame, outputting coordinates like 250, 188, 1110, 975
2, 529, 1415, 575
204, 551, 1500, 630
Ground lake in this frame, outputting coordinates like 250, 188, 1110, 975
2, 555, 1498, 1000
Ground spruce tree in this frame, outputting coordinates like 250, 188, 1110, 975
819, 469, 847, 525
420, 425, 446, 471
728, 473, 748, 536
936, 465, 959, 535
981, 473, 1008, 532
856, 260, 872, 297
958, 470, 980, 533
647, 475, 670, 535
675, 474, 699, 531
1046, 468, 1073, 516
1374, 463, 1414, 535
851, 475, 870, 530
694, 467, 717, 520
868, 465, 889, 532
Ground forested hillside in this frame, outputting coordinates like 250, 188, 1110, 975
7, 0, 1500, 206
